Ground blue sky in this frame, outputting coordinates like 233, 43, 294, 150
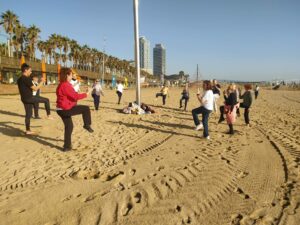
1, 0, 299, 81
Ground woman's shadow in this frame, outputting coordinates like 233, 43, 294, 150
0, 121, 63, 150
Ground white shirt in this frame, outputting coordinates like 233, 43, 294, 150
117, 83, 124, 93
32, 81, 38, 96
70, 79, 80, 92
202, 90, 214, 110
93, 83, 102, 95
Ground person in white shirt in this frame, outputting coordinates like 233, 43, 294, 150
116, 81, 124, 104
70, 70, 80, 92
191, 80, 214, 139
91, 79, 104, 110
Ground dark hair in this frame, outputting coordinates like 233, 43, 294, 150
21, 63, 31, 73
60, 67, 72, 82
203, 80, 212, 90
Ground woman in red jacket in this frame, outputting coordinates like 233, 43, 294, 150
56, 68, 93, 151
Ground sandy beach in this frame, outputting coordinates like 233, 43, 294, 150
0, 87, 299, 225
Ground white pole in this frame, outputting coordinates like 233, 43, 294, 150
133, 0, 141, 106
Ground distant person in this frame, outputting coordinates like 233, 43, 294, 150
70, 69, 80, 92
56, 68, 94, 151
91, 79, 104, 110
191, 80, 214, 139
221, 84, 239, 135
212, 79, 221, 113
179, 83, 189, 111
17, 63, 53, 135
116, 81, 124, 104
238, 84, 253, 126
31, 74, 51, 120
156, 85, 169, 105
254, 85, 259, 99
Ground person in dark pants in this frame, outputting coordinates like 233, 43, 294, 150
56, 68, 94, 151
254, 85, 259, 99
238, 84, 253, 126
91, 79, 104, 110
116, 81, 124, 104
179, 84, 189, 111
17, 63, 53, 135
31, 74, 52, 119
156, 85, 169, 105
191, 80, 214, 139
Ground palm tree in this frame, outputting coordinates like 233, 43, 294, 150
37, 40, 47, 61
26, 24, 41, 61
62, 36, 69, 66
12, 22, 27, 58
0, 10, 19, 57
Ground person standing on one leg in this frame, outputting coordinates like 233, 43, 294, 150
238, 84, 253, 126
17, 63, 53, 135
191, 80, 214, 139
179, 83, 189, 111
56, 68, 94, 151
116, 81, 124, 104
156, 85, 169, 105
91, 79, 104, 110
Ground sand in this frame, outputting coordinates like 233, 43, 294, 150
0, 87, 299, 225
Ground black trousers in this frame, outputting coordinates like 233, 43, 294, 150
22, 97, 51, 131
57, 105, 91, 148
32, 96, 50, 117
240, 103, 250, 124
156, 93, 167, 105
92, 94, 100, 110
255, 91, 259, 99
117, 91, 122, 104
180, 96, 189, 110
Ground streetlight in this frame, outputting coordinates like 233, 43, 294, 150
133, 0, 141, 106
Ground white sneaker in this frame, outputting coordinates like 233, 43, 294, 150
194, 124, 203, 131
205, 136, 210, 140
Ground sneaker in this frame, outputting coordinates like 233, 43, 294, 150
218, 118, 225, 124
25, 130, 37, 135
83, 126, 94, 133
194, 124, 203, 131
205, 136, 210, 140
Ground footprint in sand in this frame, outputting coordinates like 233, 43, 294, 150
234, 187, 250, 199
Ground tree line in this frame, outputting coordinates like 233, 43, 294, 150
0, 10, 152, 78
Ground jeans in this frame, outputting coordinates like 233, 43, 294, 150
22, 96, 51, 131
192, 106, 212, 137
180, 96, 189, 110
117, 91, 122, 104
240, 103, 250, 124
92, 94, 100, 110
57, 105, 91, 148
156, 93, 167, 105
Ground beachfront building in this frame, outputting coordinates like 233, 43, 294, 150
139, 36, 152, 74
153, 44, 166, 84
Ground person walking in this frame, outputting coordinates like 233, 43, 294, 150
238, 84, 253, 126
17, 63, 53, 135
179, 83, 189, 111
116, 81, 124, 104
56, 68, 94, 151
191, 80, 214, 139
91, 79, 104, 110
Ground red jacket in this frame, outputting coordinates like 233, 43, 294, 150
56, 82, 87, 110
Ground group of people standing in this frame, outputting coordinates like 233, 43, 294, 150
17, 63, 126, 151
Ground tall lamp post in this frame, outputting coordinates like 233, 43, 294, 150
101, 37, 106, 85
133, 0, 141, 106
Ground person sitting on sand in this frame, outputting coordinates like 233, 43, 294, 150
17, 63, 54, 135
179, 83, 189, 111
56, 68, 94, 151
191, 80, 214, 139
156, 85, 169, 105
238, 84, 253, 126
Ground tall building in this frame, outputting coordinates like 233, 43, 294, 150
153, 44, 166, 83
139, 36, 151, 74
